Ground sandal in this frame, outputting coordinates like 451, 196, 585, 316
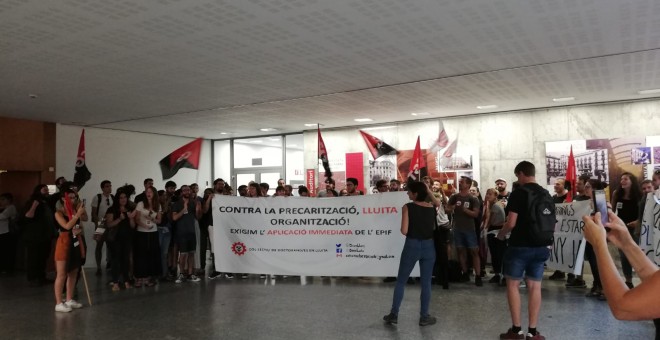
111, 283, 120, 292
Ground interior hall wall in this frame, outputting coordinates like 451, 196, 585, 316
56, 125, 212, 267
0, 117, 56, 209
304, 99, 660, 192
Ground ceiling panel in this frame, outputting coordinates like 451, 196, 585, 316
1, 0, 660, 138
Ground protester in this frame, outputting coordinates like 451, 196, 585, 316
611, 172, 642, 288
53, 189, 86, 312
105, 189, 137, 291
383, 181, 437, 327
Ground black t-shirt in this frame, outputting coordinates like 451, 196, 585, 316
552, 193, 567, 204
614, 198, 638, 224
573, 195, 590, 202
405, 203, 435, 240
507, 183, 548, 247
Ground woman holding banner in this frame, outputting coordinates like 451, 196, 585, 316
53, 189, 86, 313
383, 181, 438, 327
582, 211, 660, 337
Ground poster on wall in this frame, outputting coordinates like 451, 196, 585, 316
395, 147, 477, 195
545, 137, 648, 194
368, 155, 398, 193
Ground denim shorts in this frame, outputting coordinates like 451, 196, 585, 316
503, 247, 550, 281
453, 228, 478, 248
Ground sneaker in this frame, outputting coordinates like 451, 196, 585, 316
189, 274, 201, 282
475, 276, 483, 287
224, 273, 234, 279
208, 271, 222, 280
519, 280, 527, 289
548, 271, 565, 280
65, 300, 83, 309
526, 332, 545, 340
597, 293, 607, 301
383, 313, 398, 325
175, 274, 186, 284
419, 315, 437, 326
55, 303, 72, 313
241, 274, 249, 279
259, 274, 266, 279
565, 279, 587, 288
489, 274, 501, 283
499, 328, 525, 339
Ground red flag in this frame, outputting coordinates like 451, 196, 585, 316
159, 138, 203, 180
73, 129, 92, 189
565, 145, 577, 203
439, 138, 458, 169
318, 127, 332, 179
429, 120, 449, 152
359, 130, 397, 159
408, 136, 427, 182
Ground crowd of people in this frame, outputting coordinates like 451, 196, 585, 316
1, 162, 658, 339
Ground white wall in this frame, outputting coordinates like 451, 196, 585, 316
304, 99, 660, 191
57, 124, 212, 267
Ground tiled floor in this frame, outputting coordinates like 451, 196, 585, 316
0, 270, 655, 339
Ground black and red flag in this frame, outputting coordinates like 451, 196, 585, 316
318, 127, 332, 180
359, 130, 397, 160
565, 145, 577, 203
407, 136, 427, 184
159, 138, 203, 180
73, 129, 92, 189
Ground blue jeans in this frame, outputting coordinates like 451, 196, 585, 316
158, 225, 171, 277
390, 238, 436, 317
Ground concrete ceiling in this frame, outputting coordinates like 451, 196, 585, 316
3, 0, 660, 139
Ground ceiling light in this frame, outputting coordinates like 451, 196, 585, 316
304, 123, 322, 127
411, 112, 430, 116
354, 118, 373, 122
638, 89, 660, 95
259, 128, 278, 132
552, 97, 575, 102
220, 132, 228, 135
28, 94, 38, 99
476, 105, 498, 110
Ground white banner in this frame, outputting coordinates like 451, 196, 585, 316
546, 201, 590, 275
640, 192, 660, 266
211, 192, 414, 276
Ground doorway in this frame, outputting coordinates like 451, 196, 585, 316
233, 167, 282, 196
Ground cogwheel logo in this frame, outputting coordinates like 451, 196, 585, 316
231, 242, 247, 256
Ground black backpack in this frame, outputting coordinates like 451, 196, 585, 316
521, 185, 556, 246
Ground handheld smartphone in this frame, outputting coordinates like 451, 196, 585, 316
592, 189, 610, 230
82, 198, 87, 207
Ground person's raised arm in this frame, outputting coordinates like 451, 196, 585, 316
582, 212, 660, 320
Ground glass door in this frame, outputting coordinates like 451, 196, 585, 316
233, 167, 282, 196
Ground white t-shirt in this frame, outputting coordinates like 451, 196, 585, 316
135, 201, 161, 233
0, 204, 17, 235
91, 193, 114, 222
